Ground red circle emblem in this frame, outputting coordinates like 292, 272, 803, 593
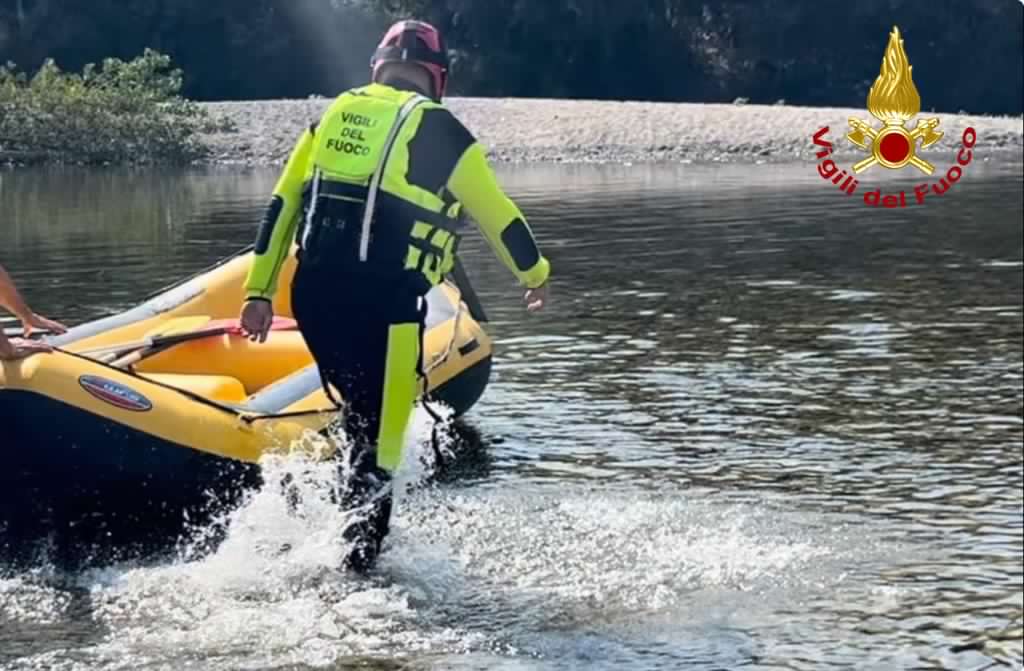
879, 132, 911, 164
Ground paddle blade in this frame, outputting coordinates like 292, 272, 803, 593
204, 316, 299, 334
268, 316, 299, 331
143, 315, 212, 340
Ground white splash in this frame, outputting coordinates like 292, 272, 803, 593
47, 403, 472, 670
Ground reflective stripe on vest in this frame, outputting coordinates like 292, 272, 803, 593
360, 93, 427, 261
405, 221, 458, 287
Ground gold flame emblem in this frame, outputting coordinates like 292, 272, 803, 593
847, 26, 943, 174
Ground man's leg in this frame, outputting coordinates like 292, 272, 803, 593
291, 272, 421, 570
337, 310, 421, 571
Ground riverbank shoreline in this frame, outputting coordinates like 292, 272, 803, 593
196, 96, 1024, 167
3, 97, 1022, 169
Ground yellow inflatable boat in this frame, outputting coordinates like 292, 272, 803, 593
0, 246, 492, 563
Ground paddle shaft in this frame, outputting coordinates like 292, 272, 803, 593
108, 318, 298, 368
78, 326, 231, 358
109, 326, 236, 368
79, 316, 294, 357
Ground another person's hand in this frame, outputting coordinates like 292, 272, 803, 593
240, 298, 274, 343
20, 312, 68, 338
524, 283, 548, 312
0, 335, 54, 361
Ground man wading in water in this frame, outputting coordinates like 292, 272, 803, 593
239, 20, 552, 571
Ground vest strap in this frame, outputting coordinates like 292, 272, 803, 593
359, 93, 429, 262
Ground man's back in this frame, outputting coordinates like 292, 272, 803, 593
244, 80, 549, 301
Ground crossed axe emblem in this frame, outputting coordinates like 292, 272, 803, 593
846, 117, 944, 175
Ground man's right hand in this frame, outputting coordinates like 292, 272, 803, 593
0, 335, 54, 361
240, 298, 274, 343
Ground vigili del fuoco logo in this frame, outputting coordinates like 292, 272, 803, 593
812, 26, 976, 208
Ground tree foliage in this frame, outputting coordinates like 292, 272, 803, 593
0, 0, 1020, 115
0, 49, 216, 164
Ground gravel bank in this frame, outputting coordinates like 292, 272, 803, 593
198, 96, 1024, 167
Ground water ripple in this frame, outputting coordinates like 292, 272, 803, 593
2, 162, 1022, 670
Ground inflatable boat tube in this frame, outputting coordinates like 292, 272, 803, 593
0, 246, 492, 563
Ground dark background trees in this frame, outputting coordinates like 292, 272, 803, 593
1, 0, 1020, 115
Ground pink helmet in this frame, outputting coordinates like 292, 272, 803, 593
371, 20, 449, 100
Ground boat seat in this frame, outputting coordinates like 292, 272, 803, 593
139, 373, 248, 404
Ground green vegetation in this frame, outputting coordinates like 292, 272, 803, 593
0, 49, 225, 164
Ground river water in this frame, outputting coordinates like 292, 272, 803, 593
1, 159, 1022, 670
